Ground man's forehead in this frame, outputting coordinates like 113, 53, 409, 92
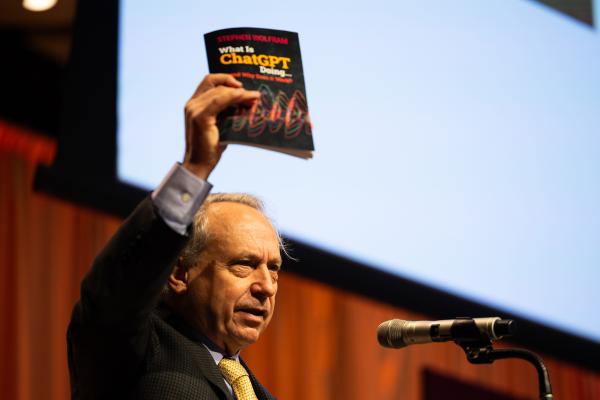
203, 203, 282, 263
206, 201, 267, 223
205, 202, 278, 242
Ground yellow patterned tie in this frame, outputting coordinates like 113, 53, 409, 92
218, 357, 259, 400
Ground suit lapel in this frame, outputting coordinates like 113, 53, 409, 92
241, 357, 275, 400
156, 304, 234, 400
195, 344, 235, 400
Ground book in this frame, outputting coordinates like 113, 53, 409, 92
204, 27, 314, 159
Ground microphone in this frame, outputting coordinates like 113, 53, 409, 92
377, 317, 515, 349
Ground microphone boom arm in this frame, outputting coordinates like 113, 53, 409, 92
456, 338, 553, 400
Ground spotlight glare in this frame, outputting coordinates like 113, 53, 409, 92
23, 0, 58, 12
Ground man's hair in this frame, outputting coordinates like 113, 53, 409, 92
178, 193, 289, 271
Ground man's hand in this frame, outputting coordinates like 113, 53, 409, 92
183, 74, 260, 180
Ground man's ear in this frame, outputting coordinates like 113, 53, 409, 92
168, 264, 189, 295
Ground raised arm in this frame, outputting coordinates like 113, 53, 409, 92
68, 74, 260, 395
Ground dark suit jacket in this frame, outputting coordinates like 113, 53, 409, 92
67, 196, 276, 400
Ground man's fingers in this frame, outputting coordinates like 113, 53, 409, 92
210, 88, 261, 114
192, 87, 261, 118
192, 73, 243, 97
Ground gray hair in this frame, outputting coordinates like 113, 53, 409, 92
178, 193, 291, 271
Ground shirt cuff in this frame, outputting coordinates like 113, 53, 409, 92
151, 163, 213, 235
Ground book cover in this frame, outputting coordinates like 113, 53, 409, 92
204, 27, 314, 159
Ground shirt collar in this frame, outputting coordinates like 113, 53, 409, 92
199, 334, 240, 365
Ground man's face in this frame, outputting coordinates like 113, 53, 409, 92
184, 202, 281, 355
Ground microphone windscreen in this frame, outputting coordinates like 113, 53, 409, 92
377, 319, 407, 348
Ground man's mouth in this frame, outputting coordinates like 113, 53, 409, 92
235, 306, 267, 318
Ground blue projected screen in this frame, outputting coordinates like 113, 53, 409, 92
117, 1, 600, 343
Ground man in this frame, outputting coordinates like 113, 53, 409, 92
67, 74, 281, 399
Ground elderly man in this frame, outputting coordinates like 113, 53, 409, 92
67, 74, 281, 399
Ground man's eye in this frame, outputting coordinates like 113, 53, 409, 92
268, 262, 281, 271
233, 259, 253, 267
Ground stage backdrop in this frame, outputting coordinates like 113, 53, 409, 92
1, 120, 599, 399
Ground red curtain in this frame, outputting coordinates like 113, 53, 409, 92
1, 119, 599, 399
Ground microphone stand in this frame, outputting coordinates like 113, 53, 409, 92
456, 339, 553, 400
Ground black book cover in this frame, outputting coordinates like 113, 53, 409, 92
204, 27, 314, 159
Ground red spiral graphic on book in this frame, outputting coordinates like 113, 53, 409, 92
269, 90, 289, 133
284, 90, 310, 139
226, 84, 310, 139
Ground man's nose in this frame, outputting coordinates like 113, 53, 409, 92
250, 265, 277, 298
